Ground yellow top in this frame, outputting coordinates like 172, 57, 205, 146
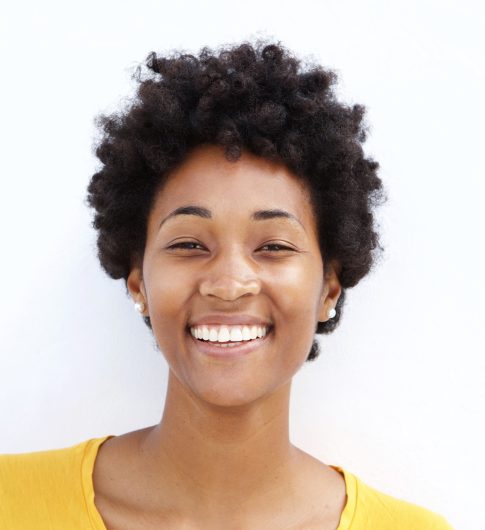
0, 435, 454, 529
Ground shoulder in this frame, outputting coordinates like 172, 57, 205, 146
333, 466, 454, 530
0, 438, 88, 493
0, 436, 110, 529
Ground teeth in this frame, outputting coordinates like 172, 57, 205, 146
242, 326, 251, 341
230, 327, 243, 342
189, 324, 270, 343
218, 327, 230, 342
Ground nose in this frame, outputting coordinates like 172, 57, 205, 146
198, 246, 261, 301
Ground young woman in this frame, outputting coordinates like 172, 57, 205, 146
0, 40, 454, 529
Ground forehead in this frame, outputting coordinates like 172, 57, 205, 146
151, 144, 316, 229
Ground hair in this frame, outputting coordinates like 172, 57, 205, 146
86, 38, 385, 361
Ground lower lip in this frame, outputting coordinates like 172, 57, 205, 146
187, 328, 273, 359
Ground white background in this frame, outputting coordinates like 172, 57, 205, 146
1, 1, 483, 528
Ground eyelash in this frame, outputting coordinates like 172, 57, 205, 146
167, 242, 295, 252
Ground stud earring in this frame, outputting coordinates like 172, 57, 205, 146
134, 301, 145, 314
328, 308, 336, 319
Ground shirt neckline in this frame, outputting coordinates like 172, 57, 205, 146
329, 464, 357, 529
81, 435, 357, 530
81, 435, 115, 530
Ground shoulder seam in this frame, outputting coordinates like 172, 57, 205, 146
80, 438, 100, 530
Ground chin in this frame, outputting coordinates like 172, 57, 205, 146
184, 379, 271, 409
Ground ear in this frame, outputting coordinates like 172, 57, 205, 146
127, 266, 148, 315
317, 260, 342, 323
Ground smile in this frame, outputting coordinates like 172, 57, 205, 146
189, 324, 271, 343
187, 326, 273, 358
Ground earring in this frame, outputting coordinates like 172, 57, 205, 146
134, 301, 145, 314
328, 307, 336, 319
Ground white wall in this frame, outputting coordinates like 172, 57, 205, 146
1, 1, 483, 528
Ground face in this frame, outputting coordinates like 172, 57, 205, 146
128, 144, 340, 408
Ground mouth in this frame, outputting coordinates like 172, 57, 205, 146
186, 325, 274, 359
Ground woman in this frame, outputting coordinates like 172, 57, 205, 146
0, 40, 454, 529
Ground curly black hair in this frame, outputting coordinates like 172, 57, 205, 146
86, 39, 385, 362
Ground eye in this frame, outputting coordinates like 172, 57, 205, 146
259, 243, 295, 252
167, 241, 205, 251
166, 241, 296, 252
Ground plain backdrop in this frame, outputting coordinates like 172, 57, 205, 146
1, 1, 483, 528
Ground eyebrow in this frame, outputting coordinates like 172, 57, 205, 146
159, 205, 306, 232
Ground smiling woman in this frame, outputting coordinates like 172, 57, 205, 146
0, 40, 454, 529
125, 144, 339, 411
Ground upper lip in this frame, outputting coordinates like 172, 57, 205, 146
188, 314, 273, 328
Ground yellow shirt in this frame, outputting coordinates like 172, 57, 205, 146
0, 435, 454, 529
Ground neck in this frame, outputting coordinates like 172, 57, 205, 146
138, 372, 302, 517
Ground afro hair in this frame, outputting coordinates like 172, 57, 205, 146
86, 39, 385, 361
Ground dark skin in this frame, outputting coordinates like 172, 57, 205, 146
92, 144, 346, 529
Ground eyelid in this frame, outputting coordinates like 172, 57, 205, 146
166, 241, 296, 252
167, 241, 205, 250
259, 243, 295, 251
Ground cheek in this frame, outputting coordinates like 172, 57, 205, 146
268, 260, 322, 320
143, 254, 322, 362
263, 262, 322, 365
144, 258, 193, 311
142, 264, 195, 348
